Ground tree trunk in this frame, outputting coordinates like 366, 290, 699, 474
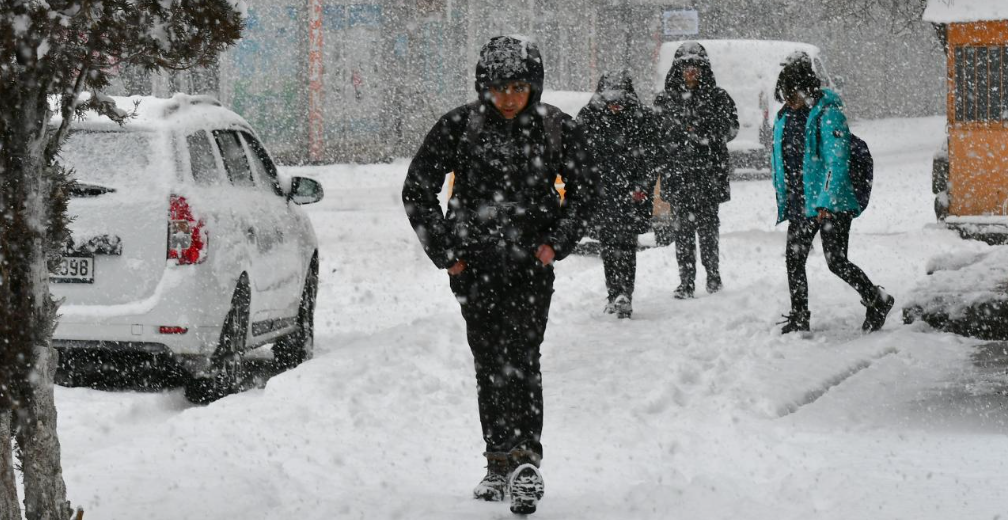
0, 409, 19, 520
0, 89, 71, 520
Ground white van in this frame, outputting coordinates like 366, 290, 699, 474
52, 94, 323, 403
655, 39, 840, 174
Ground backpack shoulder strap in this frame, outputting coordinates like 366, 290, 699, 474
462, 101, 484, 149
538, 103, 566, 167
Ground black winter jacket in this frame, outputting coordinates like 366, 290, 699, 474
403, 102, 594, 269
653, 44, 739, 209
577, 85, 656, 242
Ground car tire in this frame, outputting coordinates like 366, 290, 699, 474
934, 191, 949, 222
273, 256, 318, 370
185, 277, 250, 404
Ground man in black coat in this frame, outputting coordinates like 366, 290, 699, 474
654, 41, 739, 299
402, 35, 594, 515
576, 71, 656, 318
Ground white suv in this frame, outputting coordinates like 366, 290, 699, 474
51, 94, 322, 404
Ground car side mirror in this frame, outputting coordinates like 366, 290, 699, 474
289, 176, 324, 205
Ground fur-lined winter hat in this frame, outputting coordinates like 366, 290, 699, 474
475, 35, 544, 102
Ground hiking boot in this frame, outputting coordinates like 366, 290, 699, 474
613, 294, 632, 319
673, 284, 694, 299
706, 276, 723, 294
778, 311, 810, 334
473, 452, 510, 502
509, 464, 545, 514
507, 449, 544, 515
862, 287, 895, 332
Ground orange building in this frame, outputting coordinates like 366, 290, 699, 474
925, 1, 1008, 241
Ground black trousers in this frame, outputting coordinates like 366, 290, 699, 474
673, 204, 721, 289
601, 239, 637, 300
786, 214, 876, 314
449, 250, 553, 459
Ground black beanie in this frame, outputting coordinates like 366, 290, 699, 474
475, 36, 544, 102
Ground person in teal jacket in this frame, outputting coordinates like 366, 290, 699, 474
771, 52, 894, 334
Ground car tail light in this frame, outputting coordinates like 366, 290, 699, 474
159, 326, 189, 335
167, 195, 207, 265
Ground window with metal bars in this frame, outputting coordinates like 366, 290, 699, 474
954, 45, 1007, 123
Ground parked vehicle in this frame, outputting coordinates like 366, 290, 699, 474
51, 94, 324, 404
925, 2, 1008, 243
655, 39, 840, 176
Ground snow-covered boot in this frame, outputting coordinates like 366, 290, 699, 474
613, 294, 632, 319
862, 287, 895, 332
473, 452, 510, 502
603, 297, 616, 315
706, 275, 723, 294
673, 284, 694, 300
508, 450, 544, 515
778, 311, 810, 334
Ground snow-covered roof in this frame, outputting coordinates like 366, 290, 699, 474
923, 0, 1008, 23
52, 93, 252, 133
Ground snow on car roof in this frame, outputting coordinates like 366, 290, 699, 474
540, 90, 593, 117
923, 0, 1008, 23
52, 93, 253, 133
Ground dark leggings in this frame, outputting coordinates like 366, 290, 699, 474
601, 240, 637, 300
786, 214, 875, 314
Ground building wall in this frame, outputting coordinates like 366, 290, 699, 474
133, 0, 945, 163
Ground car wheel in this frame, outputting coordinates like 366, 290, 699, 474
273, 256, 318, 370
185, 277, 250, 404
934, 191, 949, 222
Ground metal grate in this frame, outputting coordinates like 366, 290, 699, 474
954, 45, 1007, 123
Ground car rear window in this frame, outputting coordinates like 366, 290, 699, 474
59, 130, 154, 189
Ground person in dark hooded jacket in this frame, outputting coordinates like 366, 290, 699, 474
576, 71, 656, 318
402, 35, 594, 515
653, 41, 739, 299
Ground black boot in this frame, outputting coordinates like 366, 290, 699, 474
508, 449, 544, 515
862, 287, 895, 332
673, 283, 694, 300
779, 311, 810, 334
473, 452, 510, 501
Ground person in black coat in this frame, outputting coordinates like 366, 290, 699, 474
576, 71, 656, 318
653, 41, 739, 299
401, 35, 594, 514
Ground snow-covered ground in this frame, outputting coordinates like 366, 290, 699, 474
53, 116, 1008, 519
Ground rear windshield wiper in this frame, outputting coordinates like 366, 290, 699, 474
69, 183, 116, 197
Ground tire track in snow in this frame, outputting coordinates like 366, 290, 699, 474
776, 346, 900, 417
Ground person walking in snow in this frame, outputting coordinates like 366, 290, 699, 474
576, 71, 656, 319
653, 42, 739, 300
401, 35, 594, 515
771, 52, 894, 334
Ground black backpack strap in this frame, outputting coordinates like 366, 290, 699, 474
539, 104, 565, 170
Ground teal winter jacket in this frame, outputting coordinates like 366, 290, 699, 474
771, 89, 860, 223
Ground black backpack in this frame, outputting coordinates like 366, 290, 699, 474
849, 133, 873, 212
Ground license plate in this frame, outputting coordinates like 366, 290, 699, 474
50, 255, 95, 284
